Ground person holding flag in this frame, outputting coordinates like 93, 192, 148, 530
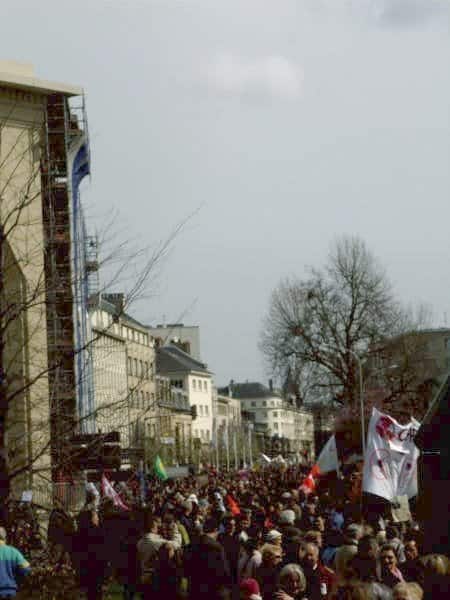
154, 454, 168, 481
300, 435, 340, 495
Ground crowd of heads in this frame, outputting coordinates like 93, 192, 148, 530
2, 465, 449, 599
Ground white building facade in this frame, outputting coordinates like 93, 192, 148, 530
156, 345, 213, 460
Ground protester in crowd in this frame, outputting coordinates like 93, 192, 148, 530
334, 524, 363, 579
385, 526, 406, 564
417, 553, 449, 600
274, 563, 307, 600
255, 543, 284, 600
302, 541, 337, 600
137, 513, 181, 589
238, 534, 264, 582
150, 542, 183, 600
304, 530, 323, 552
401, 538, 421, 583
184, 516, 230, 599
239, 577, 263, 600
219, 515, 241, 584
266, 530, 283, 548
380, 543, 405, 588
351, 535, 382, 583
0, 525, 30, 598
392, 581, 423, 600
73, 508, 108, 600
278, 510, 302, 543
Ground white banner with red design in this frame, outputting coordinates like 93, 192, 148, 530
101, 474, 130, 511
362, 408, 420, 502
300, 435, 339, 494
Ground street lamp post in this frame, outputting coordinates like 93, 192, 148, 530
248, 423, 253, 468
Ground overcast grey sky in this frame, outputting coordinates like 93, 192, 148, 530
1, 0, 449, 386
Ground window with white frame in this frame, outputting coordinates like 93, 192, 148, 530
192, 379, 197, 390
204, 405, 209, 416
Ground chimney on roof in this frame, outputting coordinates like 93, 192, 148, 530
269, 379, 273, 392
229, 379, 234, 398
103, 293, 125, 314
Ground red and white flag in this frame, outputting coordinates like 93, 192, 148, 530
101, 474, 130, 511
300, 435, 339, 494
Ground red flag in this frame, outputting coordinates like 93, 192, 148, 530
225, 493, 241, 516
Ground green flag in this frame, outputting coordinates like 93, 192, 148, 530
154, 454, 168, 481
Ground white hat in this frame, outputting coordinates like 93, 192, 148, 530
279, 509, 295, 525
188, 494, 198, 504
266, 529, 282, 542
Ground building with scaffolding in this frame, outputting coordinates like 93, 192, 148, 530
0, 61, 94, 497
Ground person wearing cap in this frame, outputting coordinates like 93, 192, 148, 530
184, 516, 230, 599
266, 530, 283, 547
278, 510, 302, 543
240, 577, 263, 600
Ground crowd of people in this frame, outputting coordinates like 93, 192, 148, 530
0, 465, 448, 600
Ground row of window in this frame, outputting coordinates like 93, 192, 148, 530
129, 389, 154, 409
192, 378, 208, 392
122, 326, 149, 346
194, 429, 210, 441
170, 379, 209, 392
127, 357, 154, 379
194, 404, 209, 416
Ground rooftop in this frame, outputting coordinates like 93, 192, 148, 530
218, 382, 281, 399
0, 61, 82, 97
157, 344, 210, 375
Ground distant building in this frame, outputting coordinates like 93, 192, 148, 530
156, 344, 213, 464
89, 293, 156, 454
148, 323, 201, 360
218, 382, 314, 460
365, 328, 450, 420
150, 376, 193, 466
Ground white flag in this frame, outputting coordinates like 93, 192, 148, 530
101, 474, 130, 511
300, 435, 339, 494
362, 408, 420, 502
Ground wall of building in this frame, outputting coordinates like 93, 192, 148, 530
90, 322, 128, 446
0, 86, 51, 493
188, 373, 213, 443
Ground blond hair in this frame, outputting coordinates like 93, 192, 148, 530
393, 582, 423, 600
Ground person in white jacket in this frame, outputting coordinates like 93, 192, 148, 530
137, 514, 182, 584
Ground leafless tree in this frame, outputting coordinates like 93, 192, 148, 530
260, 235, 407, 407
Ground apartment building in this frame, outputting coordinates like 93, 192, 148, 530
89, 294, 156, 452
219, 381, 314, 459
156, 344, 213, 458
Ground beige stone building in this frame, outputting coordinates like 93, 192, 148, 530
89, 294, 157, 454
0, 61, 88, 499
145, 376, 192, 466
